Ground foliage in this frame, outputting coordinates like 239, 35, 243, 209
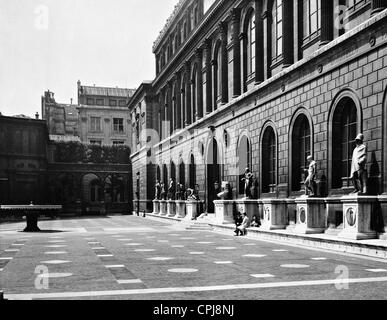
52, 141, 130, 164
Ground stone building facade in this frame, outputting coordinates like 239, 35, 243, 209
0, 115, 49, 205
77, 81, 136, 147
130, 0, 387, 234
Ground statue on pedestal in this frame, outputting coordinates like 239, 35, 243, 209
351, 133, 368, 195
304, 156, 317, 197
214, 181, 222, 200
167, 179, 176, 200
217, 182, 233, 200
160, 183, 167, 200
241, 168, 254, 199
155, 180, 161, 200
250, 179, 259, 200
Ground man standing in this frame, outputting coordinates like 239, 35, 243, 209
351, 133, 368, 195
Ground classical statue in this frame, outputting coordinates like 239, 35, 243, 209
179, 183, 186, 201
160, 183, 167, 200
304, 155, 317, 197
155, 180, 161, 200
250, 178, 259, 200
351, 133, 368, 195
167, 179, 176, 200
217, 182, 233, 200
214, 181, 222, 200
241, 168, 253, 199
175, 183, 186, 200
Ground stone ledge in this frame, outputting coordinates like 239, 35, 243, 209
209, 223, 387, 260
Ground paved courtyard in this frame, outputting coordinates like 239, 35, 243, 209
0, 215, 386, 300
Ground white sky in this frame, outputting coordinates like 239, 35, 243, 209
0, 0, 178, 117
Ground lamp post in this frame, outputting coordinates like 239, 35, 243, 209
136, 172, 140, 216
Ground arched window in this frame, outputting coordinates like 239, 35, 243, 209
332, 98, 358, 189
291, 114, 311, 191
189, 154, 196, 189
171, 162, 176, 184
179, 160, 186, 186
238, 135, 251, 195
246, 12, 256, 77
272, 0, 283, 58
191, 66, 198, 123
157, 166, 161, 182
262, 126, 277, 193
213, 41, 222, 109
180, 76, 186, 128
163, 164, 168, 189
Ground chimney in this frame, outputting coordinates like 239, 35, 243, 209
35, 112, 39, 119
71, 98, 73, 105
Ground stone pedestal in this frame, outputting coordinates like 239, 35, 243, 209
159, 200, 167, 216
214, 200, 235, 224
379, 195, 387, 236
175, 201, 186, 219
152, 200, 160, 215
167, 201, 176, 217
235, 199, 258, 221
338, 196, 378, 240
185, 201, 199, 220
260, 199, 287, 230
294, 197, 326, 234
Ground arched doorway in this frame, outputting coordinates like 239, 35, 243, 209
82, 174, 102, 204
207, 138, 221, 213
189, 154, 196, 189
237, 135, 251, 196
291, 113, 312, 192
179, 160, 186, 186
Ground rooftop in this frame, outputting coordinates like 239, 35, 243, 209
79, 85, 137, 98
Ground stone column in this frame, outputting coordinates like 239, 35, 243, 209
282, 0, 294, 68
204, 38, 213, 115
371, 0, 387, 15
195, 48, 204, 120
230, 8, 241, 98
255, 0, 264, 84
320, 0, 334, 47
219, 22, 228, 104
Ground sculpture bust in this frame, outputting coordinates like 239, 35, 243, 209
351, 133, 368, 195
304, 155, 317, 197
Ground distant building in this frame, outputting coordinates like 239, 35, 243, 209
41, 90, 79, 137
77, 81, 136, 146
41, 81, 137, 147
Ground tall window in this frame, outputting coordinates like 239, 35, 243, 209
247, 13, 256, 76
272, 0, 283, 59
192, 66, 197, 122
109, 100, 117, 107
96, 99, 104, 106
292, 114, 311, 191
87, 98, 95, 105
262, 126, 277, 193
332, 98, 358, 189
303, 0, 321, 39
90, 117, 101, 132
213, 42, 222, 107
113, 118, 124, 133
273, 0, 283, 58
